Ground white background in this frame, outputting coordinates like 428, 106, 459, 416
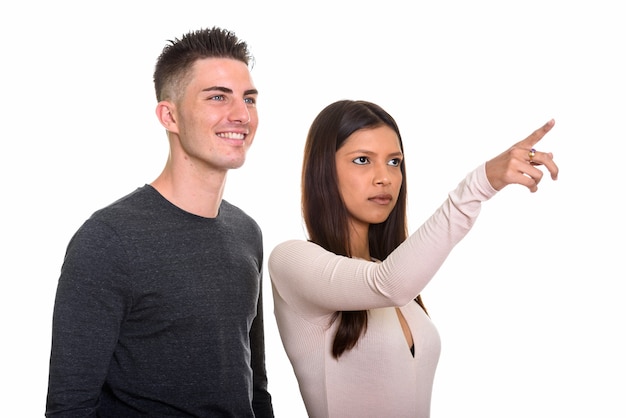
1, 1, 624, 417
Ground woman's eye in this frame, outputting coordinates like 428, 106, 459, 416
388, 158, 402, 167
352, 156, 369, 165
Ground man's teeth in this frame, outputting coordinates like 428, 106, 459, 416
217, 132, 245, 140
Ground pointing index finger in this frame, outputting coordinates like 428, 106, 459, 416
520, 118, 555, 148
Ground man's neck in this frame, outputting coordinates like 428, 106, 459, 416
150, 165, 227, 218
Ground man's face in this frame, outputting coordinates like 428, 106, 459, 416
170, 57, 259, 173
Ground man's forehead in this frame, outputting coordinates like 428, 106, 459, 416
191, 58, 255, 90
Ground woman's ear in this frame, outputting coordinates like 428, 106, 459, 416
155, 100, 179, 133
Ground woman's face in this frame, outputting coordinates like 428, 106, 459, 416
335, 125, 403, 234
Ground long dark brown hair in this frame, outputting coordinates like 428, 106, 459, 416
301, 100, 427, 358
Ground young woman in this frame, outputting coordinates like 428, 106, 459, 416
269, 100, 558, 417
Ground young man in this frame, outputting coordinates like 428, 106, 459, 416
46, 27, 273, 417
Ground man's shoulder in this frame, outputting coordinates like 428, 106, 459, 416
92, 185, 154, 214
220, 200, 255, 221
219, 200, 262, 235
83, 185, 159, 229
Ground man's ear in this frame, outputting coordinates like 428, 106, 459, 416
155, 101, 179, 133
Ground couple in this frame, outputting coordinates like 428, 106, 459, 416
45, 27, 558, 417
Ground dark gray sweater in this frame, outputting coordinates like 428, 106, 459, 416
46, 185, 273, 417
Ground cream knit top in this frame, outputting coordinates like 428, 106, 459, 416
269, 164, 497, 418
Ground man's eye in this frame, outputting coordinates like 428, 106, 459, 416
244, 97, 256, 105
209, 95, 225, 101
352, 156, 369, 165
388, 158, 402, 167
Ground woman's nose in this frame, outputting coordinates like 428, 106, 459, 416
374, 167, 391, 185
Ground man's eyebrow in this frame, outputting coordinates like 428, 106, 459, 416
202, 86, 233, 94
202, 86, 258, 96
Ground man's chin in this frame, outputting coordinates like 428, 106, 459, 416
227, 158, 247, 170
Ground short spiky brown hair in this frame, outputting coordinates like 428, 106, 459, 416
153, 27, 254, 102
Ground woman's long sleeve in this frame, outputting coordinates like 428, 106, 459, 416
269, 163, 497, 318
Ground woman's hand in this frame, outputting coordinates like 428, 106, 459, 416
485, 119, 559, 193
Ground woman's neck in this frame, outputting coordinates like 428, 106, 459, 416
348, 224, 370, 260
